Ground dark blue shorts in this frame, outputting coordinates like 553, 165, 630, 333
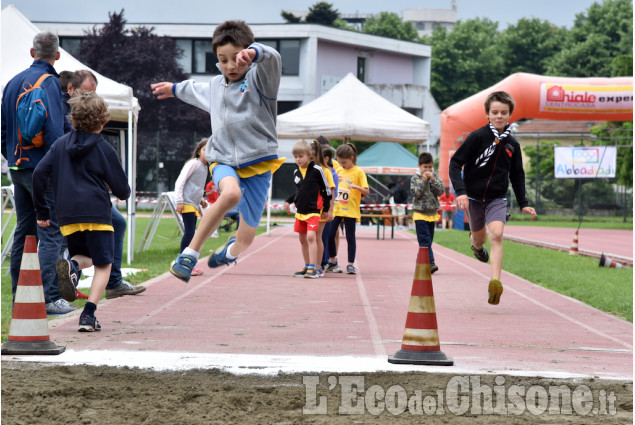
65, 230, 114, 266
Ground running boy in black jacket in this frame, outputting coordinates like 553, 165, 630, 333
449, 91, 536, 305
285, 141, 332, 279
33, 91, 131, 331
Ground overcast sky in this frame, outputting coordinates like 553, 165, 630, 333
7, 0, 600, 29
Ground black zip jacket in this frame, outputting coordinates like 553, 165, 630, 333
32, 130, 131, 226
286, 161, 332, 215
449, 124, 528, 209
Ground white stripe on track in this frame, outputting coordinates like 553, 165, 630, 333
353, 267, 387, 356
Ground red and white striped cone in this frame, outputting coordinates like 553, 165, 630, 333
1, 235, 65, 355
569, 230, 579, 256
388, 247, 453, 366
599, 253, 626, 269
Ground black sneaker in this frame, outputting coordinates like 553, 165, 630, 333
471, 245, 489, 263
78, 314, 101, 332
293, 266, 308, 277
55, 259, 79, 302
430, 263, 439, 274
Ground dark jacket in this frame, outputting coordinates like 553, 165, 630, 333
32, 130, 130, 226
1, 60, 64, 168
449, 124, 528, 209
286, 162, 332, 215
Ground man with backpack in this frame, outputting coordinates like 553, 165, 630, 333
1, 31, 74, 314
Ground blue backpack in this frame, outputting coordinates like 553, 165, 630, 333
14, 73, 52, 165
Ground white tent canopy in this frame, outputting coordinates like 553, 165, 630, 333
276, 73, 430, 143
1, 4, 140, 263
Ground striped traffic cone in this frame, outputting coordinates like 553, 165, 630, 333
1, 235, 65, 355
599, 253, 627, 269
569, 230, 579, 256
388, 247, 453, 366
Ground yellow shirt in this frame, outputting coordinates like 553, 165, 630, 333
209, 158, 286, 179
413, 212, 440, 222
60, 223, 114, 236
319, 167, 335, 223
182, 204, 200, 217
333, 165, 368, 221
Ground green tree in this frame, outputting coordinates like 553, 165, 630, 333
280, 10, 302, 23
427, 18, 506, 109
547, 0, 633, 76
305, 2, 339, 26
362, 12, 418, 41
78, 10, 208, 134
497, 18, 567, 76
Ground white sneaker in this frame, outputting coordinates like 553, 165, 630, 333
46, 298, 77, 315
211, 230, 219, 238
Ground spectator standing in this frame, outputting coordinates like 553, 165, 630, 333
1, 32, 74, 314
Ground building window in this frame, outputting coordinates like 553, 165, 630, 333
357, 57, 366, 83
193, 39, 220, 75
278, 101, 301, 115
175, 39, 193, 74
60, 37, 82, 57
257, 39, 300, 76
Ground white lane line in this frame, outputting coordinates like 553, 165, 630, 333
133, 227, 293, 325
431, 246, 633, 350
354, 266, 387, 356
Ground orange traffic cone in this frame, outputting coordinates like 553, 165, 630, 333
569, 230, 579, 256
599, 253, 627, 269
1, 235, 65, 355
388, 247, 453, 366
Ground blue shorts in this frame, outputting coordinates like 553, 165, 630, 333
467, 198, 508, 231
212, 164, 271, 228
65, 230, 114, 266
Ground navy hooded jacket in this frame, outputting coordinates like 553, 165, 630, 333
32, 130, 130, 226
1, 60, 64, 168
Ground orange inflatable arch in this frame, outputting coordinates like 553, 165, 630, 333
438, 72, 633, 186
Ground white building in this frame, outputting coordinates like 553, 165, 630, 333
33, 20, 441, 151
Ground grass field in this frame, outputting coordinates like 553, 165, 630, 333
432, 229, 633, 322
1, 212, 632, 343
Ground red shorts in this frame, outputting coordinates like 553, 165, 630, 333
294, 215, 320, 233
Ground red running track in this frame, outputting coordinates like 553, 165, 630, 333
23, 225, 633, 379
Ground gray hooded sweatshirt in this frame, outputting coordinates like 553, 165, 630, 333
174, 43, 282, 169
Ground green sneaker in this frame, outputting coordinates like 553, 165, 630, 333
488, 278, 503, 305
293, 266, 308, 277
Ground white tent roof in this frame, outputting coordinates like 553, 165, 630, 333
1, 4, 140, 122
277, 73, 430, 143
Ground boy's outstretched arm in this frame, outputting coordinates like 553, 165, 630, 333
151, 82, 175, 100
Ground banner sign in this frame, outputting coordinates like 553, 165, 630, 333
540, 84, 633, 114
554, 146, 616, 178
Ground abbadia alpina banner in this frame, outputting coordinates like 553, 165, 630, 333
554, 146, 617, 178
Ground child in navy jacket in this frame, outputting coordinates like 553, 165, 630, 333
33, 91, 130, 332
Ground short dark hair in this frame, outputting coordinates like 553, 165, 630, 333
418, 152, 433, 165
316, 135, 330, 147
32, 31, 59, 60
484, 91, 515, 114
69, 70, 98, 91
212, 20, 254, 53
59, 71, 73, 94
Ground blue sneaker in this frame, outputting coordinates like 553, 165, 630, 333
169, 253, 198, 282
208, 236, 237, 268
55, 259, 79, 302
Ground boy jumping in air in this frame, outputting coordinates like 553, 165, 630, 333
449, 91, 536, 305
151, 20, 282, 282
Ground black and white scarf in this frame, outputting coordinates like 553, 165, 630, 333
474, 123, 511, 168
